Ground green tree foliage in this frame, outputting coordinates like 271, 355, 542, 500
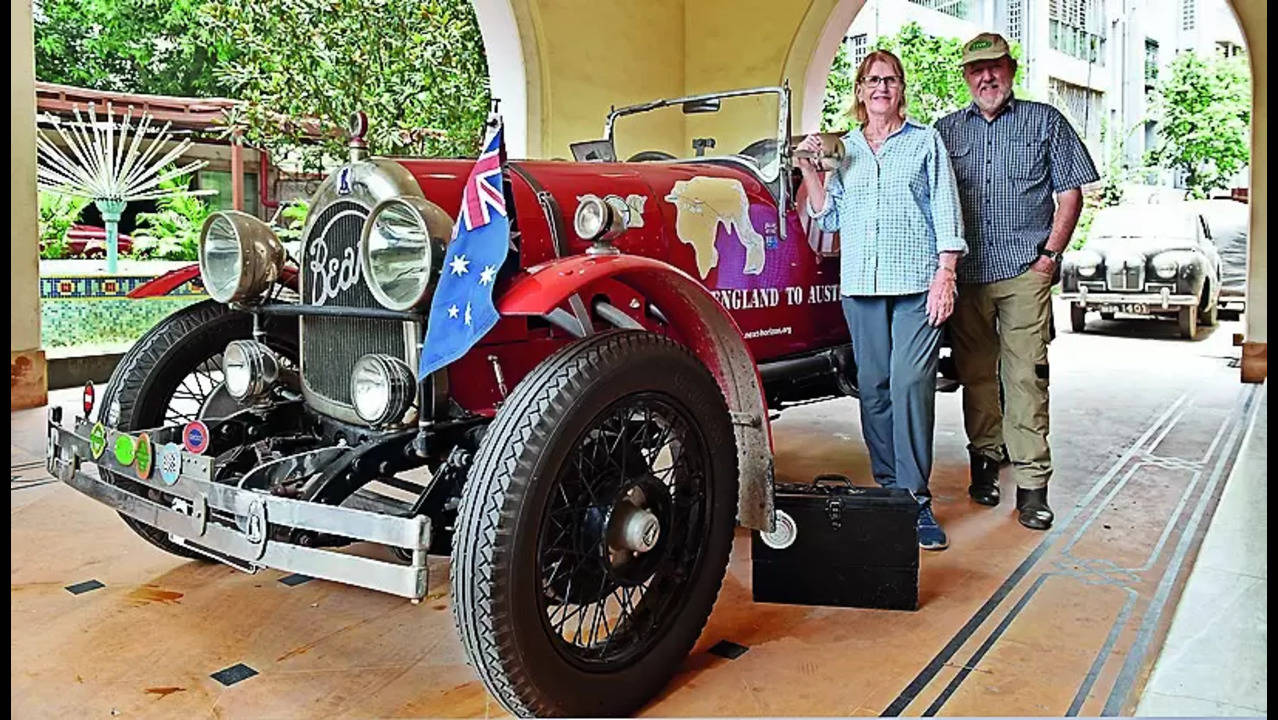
273, 199, 311, 243
38, 191, 92, 259
1146, 50, 1250, 199
822, 42, 856, 132
33, 0, 237, 96
131, 171, 211, 260
201, 0, 491, 166
822, 22, 1026, 131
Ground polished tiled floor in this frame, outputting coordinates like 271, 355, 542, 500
11, 305, 1265, 717
1136, 386, 1267, 717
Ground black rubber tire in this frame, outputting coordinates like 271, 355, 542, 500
1178, 304, 1198, 339
450, 330, 737, 717
1070, 304, 1087, 332
98, 299, 297, 559
1200, 285, 1219, 327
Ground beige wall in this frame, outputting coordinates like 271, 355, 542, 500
12, 0, 39, 354
526, 0, 686, 160
516, 0, 821, 159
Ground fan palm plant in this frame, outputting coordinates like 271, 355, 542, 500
35, 102, 214, 272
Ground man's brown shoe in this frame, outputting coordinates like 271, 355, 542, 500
1016, 487, 1054, 530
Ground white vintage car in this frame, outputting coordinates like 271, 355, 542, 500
1061, 204, 1223, 339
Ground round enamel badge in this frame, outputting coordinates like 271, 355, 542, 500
89, 423, 108, 459
135, 433, 154, 479
157, 443, 183, 486
113, 434, 137, 466
183, 420, 210, 455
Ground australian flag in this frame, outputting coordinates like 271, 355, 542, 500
418, 120, 511, 379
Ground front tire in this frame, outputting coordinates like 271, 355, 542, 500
451, 331, 737, 717
1178, 304, 1198, 339
99, 299, 297, 559
1200, 285, 1219, 327
1070, 304, 1087, 332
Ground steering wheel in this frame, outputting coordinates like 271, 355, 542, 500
626, 150, 677, 162
738, 139, 778, 164
738, 139, 782, 183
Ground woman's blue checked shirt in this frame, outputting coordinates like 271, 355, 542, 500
808, 120, 966, 297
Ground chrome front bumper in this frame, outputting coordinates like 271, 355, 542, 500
46, 410, 431, 600
1061, 287, 1198, 310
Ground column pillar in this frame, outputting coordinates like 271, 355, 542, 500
12, 0, 46, 410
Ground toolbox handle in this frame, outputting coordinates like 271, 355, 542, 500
813, 474, 854, 488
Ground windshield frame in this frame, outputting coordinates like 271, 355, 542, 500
602, 84, 793, 238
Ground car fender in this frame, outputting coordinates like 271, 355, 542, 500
498, 253, 776, 531
127, 263, 299, 298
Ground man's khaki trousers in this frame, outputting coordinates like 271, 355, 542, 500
950, 269, 1054, 490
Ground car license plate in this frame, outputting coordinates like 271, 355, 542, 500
1101, 303, 1148, 314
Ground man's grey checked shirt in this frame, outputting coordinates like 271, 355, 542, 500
808, 119, 967, 297
935, 97, 1100, 285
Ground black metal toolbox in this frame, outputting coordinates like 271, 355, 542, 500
751, 476, 920, 611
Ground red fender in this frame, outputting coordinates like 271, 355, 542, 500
498, 254, 776, 531
127, 264, 299, 298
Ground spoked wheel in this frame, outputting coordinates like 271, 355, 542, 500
98, 300, 297, 559
452, 331, 737, 717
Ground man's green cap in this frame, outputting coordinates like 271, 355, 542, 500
961, 32, 1012, 66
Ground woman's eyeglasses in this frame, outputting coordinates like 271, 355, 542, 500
861, 75, 901, 89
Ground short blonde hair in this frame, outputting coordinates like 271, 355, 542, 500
850, 50, 908, 127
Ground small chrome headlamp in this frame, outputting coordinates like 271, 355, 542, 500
360, 197, 450, 311
199, 211, 286, 303
350, 354, 417, 426
573, 194, 627, 242
222, 340, 280, 403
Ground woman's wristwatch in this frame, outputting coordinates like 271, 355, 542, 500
1039, 248, 1063, 263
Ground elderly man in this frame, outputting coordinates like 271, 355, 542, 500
935, 33, 1098, 530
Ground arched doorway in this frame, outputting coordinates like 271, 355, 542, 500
472, 0, 539, 159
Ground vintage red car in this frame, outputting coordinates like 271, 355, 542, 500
49, 224, 135, 257
48, 86, 951, 717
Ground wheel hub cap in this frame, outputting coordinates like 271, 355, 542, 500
609, 502, 661, 553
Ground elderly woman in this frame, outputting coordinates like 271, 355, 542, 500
798, 49, 966, 550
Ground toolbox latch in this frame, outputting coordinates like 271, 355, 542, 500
826, 497, 843, 530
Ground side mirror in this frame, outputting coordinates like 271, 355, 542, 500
681, 98, 721, 114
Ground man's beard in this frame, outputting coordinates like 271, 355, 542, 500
974, 84, 1012, 114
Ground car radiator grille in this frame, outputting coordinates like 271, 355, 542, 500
1107, 265, 1144, 291
300, 200, 407, 411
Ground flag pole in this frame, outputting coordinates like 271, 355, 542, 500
491, 98, 520, 255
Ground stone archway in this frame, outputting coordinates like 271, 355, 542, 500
781, 0, 1266, 381
471, 0, 540, 159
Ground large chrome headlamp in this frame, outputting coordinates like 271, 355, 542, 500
1066, 249, 1102, 278
1151, 255, 1179, 279
359, 197, 451, 311
199, 211, 286, 303
350, 353, 417, 426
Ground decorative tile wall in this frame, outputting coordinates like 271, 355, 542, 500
39, 270, 209, 349
42, 297, 205, 348
40, 274, 207, 299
